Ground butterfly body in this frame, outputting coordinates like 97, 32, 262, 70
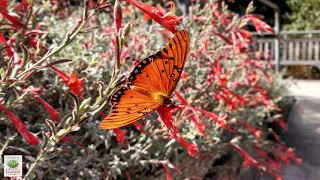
129, 85, 169, 104
100, 30, 189, 129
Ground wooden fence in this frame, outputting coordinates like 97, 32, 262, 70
253, 30, 320, 70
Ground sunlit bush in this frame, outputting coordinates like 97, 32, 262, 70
0, 0, 300, 179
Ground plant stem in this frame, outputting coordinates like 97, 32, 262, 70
22, 9, 103, 179
17, 11, 96, 79
24, 4, 123, 178
23, 67, 120, 179
23, 151, 44, 180
0, 136, 14, 164
115, 35, 121, 70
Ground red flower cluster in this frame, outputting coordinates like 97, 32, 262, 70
123, 0, 181, 33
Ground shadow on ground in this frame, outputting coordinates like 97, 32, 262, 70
261, 96, 320, 180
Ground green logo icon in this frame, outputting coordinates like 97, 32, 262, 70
7, 159, 19, 169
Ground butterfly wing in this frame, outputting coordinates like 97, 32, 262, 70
153, 30, 190, 94
100, 30, 190, 129
99, 87, 161, 129
126, 55, 167, 93
126, 30, 190, 95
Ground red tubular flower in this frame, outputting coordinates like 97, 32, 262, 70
196, 108, 235, 132
162, 163, 172, 180
239, 120, 262, 138
0, 10, 24, 28
133, 121, 146, 133
125, 171, 131, 180
245, 14, 274, 35
157, 105, 178, 133
34, 96, 61, 122
0, 104, 39, 145
222, 88, 245, 106
99, 112, 128, 147
255, 147, 268, 159
114, 0, 122, 33
0, 32, 14, 57
193, 16, 209, 21
51, 66, 84, 98
174, 91, 188, 105
229, 144, 261, 168
275, 119, 288, 130
271, 131, 280, 142
174, 91, 205, 134
0, 0, 8, 9
27, 88, 42, 94
123, 0, 180, 33
212, 31, 232, 45
174, 134, 200, 157
68, 74, 84, 97
53, 135, 85, 148
123, 6, 131, 15
113, 128, 128, 147
286, 148, 302, 164
28, 37, 48, 53
13, 0, 28, 12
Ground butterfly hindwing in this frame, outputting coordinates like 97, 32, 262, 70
99, 87, 161, 129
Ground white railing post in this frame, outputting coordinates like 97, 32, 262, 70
274, 10, 280, 72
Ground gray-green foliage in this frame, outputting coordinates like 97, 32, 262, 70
284, 0, 320, 30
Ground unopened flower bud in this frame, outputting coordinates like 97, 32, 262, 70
79, 97, 92, 112
114, 0, 122, 33
122, 22, 132, 37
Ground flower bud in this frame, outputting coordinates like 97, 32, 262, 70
79, 97, 92, 112
122, 22, 131, 37
114, 0, 122, 33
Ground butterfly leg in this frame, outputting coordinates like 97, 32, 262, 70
164, 98, 176, 109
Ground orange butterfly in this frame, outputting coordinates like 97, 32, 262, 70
99, 30, 190, 129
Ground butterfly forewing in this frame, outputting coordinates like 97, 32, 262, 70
99, 87, 161, 129
151, 30, 190, 94
126, 56, 167, 93
126, 30, 189, 95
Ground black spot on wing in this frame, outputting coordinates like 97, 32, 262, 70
126, 55, 153, 84
111, 86, 128, 105
156, 51, 162, 57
